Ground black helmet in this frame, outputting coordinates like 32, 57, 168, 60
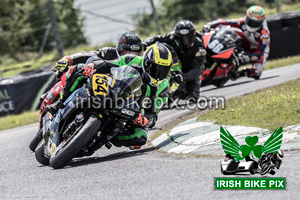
142, 43, 172, 85
174, 20, 196, 49
117, 32, 143, 56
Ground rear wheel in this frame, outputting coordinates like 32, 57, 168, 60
49, 114, 101, 169
35, 141, 49, 165
29, 128, 43, 152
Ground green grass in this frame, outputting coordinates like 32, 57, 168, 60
264, 55, 300, 70
239, 54, 300, 71
0, 111, 39, 131
198, 78, 300, 131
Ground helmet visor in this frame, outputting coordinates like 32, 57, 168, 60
246, 17, 263, 28
146, 62, 171, 81
177, 33, 195, 48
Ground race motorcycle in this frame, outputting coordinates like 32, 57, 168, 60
35, 65, 143, 169
201, 25, 245, 87
29, 67, 87, 152
258, 150, 283, 175
28, 73, 66, 152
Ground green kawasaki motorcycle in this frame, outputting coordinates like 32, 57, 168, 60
35, 65, 143, 169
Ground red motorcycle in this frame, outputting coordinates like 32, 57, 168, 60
201, 25, 246, 87
28, 73, 66, 152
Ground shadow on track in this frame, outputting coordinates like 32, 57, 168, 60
64, 147, 156, 168
255, 75, 279, 81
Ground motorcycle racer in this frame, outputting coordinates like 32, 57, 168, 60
203, 5, 270, 79
143, 20, 206, 99
49, 43, 173, 150
47, 32, 143, 113
54, 32, 143, 81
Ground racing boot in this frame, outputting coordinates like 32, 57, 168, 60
129, 145, 142, 150
246, 67, 261, 80
46, 101, 65, 115
111, 127, 147, 148
230, 69, 247, 80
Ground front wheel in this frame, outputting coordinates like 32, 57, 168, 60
49, 114, 101, 169
35, 141, 49, 165
29, 128, 43, 152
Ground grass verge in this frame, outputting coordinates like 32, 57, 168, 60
0, 111, 39, 132
240, 54, 300, 71
264, 55, 300, 70
198, 78, 300, 131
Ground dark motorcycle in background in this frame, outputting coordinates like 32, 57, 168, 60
28, 73, 66, 152
29, 66, 88, 152
201, 25, 246, 87
34, 65, 143, 169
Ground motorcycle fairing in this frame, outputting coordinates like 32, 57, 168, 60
211, 48, 235, 59
202, 34, 211, 48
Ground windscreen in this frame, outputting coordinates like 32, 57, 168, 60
110, 65, 142, 99
214, 26, 242, 49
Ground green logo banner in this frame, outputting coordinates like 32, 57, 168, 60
215, 177, 285, 190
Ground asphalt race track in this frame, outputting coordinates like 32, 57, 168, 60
1, 64, 300, 199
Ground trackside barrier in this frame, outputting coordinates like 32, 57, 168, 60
267, 10, 300, 59
0, 70, 56, 117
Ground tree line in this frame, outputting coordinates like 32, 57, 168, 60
0, 0, 86, 59
134, 0, 299, 36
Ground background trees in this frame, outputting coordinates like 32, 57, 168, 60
134, 0, 291, 35
0, 0, 86, 58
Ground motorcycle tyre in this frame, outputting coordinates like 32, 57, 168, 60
49, 114, 101, 169
29, 128, 43, 152
35, 141, 50, 165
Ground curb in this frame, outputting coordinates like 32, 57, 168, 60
151, 118, 300, 156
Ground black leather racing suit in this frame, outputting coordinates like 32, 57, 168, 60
144, 31, 206, 98
55, 47, 118, 81
67, 47, 119, 65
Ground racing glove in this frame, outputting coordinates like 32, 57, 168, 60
56, 56, 72, 72
77, 63, 95, 79
238, 53, 250, 65
202, 24, 211, 33
83, 63, 95, 78
134, 113, 149, 127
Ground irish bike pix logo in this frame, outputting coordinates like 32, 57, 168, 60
219, 126, 284, 176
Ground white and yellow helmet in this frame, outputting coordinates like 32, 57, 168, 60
142, 43, 172, 85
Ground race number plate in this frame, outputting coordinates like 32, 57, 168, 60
92, 74, 109, 96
